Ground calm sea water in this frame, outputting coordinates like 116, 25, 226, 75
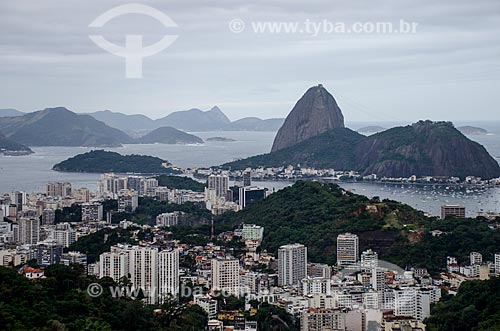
0, 126, 499, 217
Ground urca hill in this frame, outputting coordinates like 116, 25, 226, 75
224, 85, 500, 179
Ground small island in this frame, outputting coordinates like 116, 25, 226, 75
133, 126, 203, 144
52, 150, 181, 174
206, 136, 236, 142
457, 126, 488, 135
0, 134, 33, 156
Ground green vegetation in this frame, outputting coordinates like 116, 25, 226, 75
249, 303, 298, 331
0, 265, 207, 331
216, 181, 500, 272
217, 181, 428, 265
157, 175, 206, 192
386, 218, 500, 273
52, 150, 181, 174
68, 228, 137, 263
426, 277, 500, 331
111, 197, 211, 226
223, 128, 364, 170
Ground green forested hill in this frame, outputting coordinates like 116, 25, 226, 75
217, 181, 429, 265
223, 128, 365, 170
0, 265, 208, 331
426, 277, 500, 331
217, 181, 500, 271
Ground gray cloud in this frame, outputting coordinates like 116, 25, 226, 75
0, 0, 499, 122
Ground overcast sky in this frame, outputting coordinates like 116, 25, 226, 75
1, 0, 499, 122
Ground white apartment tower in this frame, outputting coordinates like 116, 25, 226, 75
99, 251, 130, 281
156, 212, 181, 227
158, 250, 180, 303
278, 243, 307, 286
18, 218, 39, 244
128, 246, 159, 304
211, 257, 241, 297
361, 249, 378, 270
470, 252, 483, 266
394, 288, 431, 321
336, 233, 359, 266
207, 175, 229, 198
495, 253, 500, 275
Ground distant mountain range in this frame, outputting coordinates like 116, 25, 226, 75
0, 107, 284, 133
0, 107, 132, 147
86, 107, 284, 132
0, 109, 25, 117
0, 107, 212, 148
223, 85, 500, 179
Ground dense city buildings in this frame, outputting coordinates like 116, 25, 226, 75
0, 172, 498, 330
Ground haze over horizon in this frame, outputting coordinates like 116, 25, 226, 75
1, 0, 500, 122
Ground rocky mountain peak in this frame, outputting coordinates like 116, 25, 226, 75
271, 84, 345, 152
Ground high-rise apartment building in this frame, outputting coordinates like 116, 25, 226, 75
81, 202, 103, 222
211, 257, 241, 297
99, 251, 130, 281
241, 224, 264, 241
243, 170, 252, 187
158, 250, 180, 303
394, 288, 432, 321
278, 243, 307, 286
470, 252, 483, 266
128, 246, 158, 304
300, 308, 346, 331
37, 240, 63, 267
495, 253, 500, 275
207, 175, 229, 198
361, 249, 378, 271
156, 212, 182, 227
46, 182, 72, 197
238, 186, 266, 209
41, 208, 55, 225
336, 233, 359, 266
17, 218, 39, 244
118, 191, 139, 213
10, 191, 26, 212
